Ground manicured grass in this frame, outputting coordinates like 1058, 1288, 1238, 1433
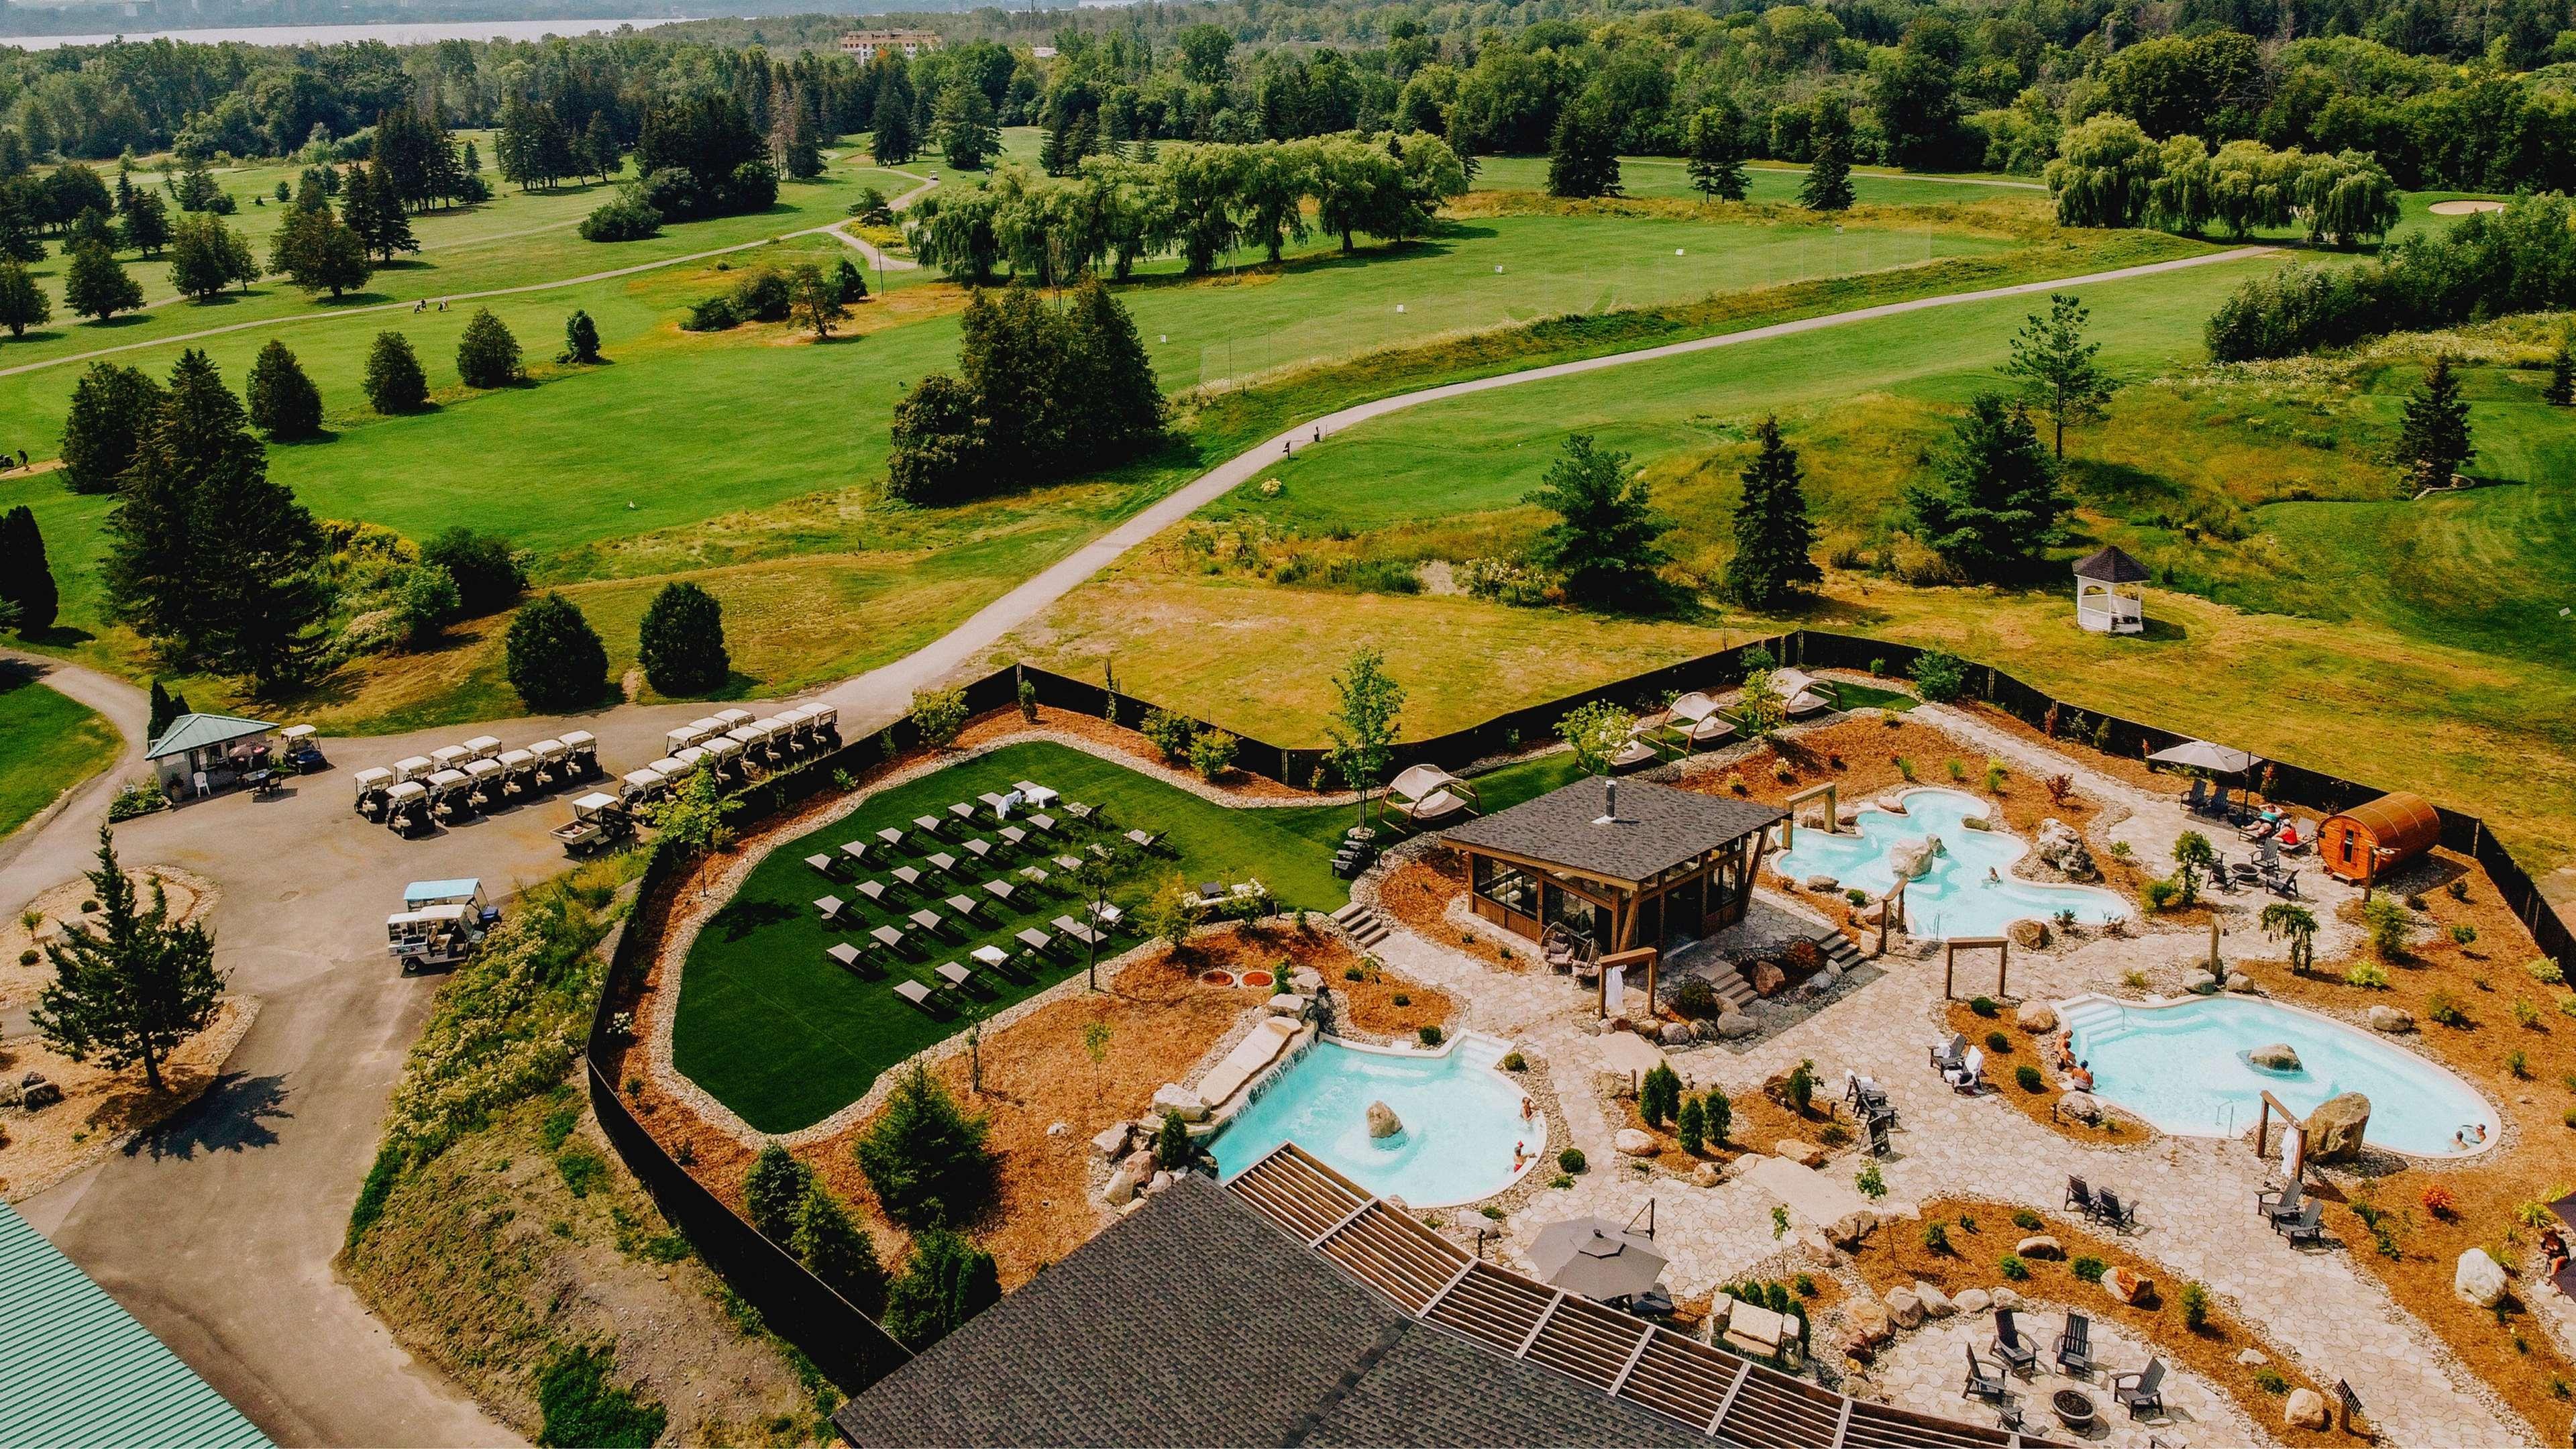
1469, 154, 2045, 206
671, 741, 1352, 1132
0, 672, 123, 839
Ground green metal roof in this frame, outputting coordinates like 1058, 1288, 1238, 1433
144, 712, 278, 762
0, 1201, 271, 1449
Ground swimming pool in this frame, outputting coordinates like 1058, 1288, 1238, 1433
1212, 1034, 1542, 1208
2063, 994, 2498, 1156
1770, 788, 2129, 939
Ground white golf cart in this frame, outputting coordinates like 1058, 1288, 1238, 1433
386, 881, 495, 973
353, 766, 394, 819
553, 792, 634, 857
560, 730, 600, 780
384, 779, 431, 836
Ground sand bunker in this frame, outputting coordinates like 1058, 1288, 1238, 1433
2428, 199, 2506, 215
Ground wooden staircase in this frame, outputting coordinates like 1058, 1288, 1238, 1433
1331, 901, 1393, 950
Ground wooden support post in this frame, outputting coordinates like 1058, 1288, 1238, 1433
1998, 939, 2009, 998
1943, 941, 1955, 1000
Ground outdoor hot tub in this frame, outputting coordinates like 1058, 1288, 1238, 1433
1212, 1033, 1542, 1208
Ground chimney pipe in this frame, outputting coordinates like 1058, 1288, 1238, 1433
1595, 777, 1620, 826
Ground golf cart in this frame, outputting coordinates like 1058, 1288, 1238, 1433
431, 744, 473, 775
665, 722, 713, 756
805, 702, 839, 745
553, 792, 635, 857
426, 768, 474, 823
384, 780, 431, 836
279, 724, 327, 773
619, 769, 668, 810
405, 877, 500, 924
353, 767, 394, 819
392, 755, 435, 784
700, 735, 744, 780
560, 730, 600, 780
462, 756, 506, 808
461, 735, 502, 762
496, 748, 539, 797
387, 881, 494, 972
527, 739, 568, 789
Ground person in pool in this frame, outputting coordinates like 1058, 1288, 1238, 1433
2456, 1122, 2488, 1148
2068, 1059, 2095, 1091
1519, 1096, 1536, 1124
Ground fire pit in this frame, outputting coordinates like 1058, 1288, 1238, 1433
2051, 1388, 2098, 1434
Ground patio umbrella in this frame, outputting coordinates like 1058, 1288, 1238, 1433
2547, 1191, 2576, 1230
1526, 1216, 1668, 1302
2147, 739, 2259, 776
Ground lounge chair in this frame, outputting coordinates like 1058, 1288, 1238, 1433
962, 838, 994, 861
1026, 813, 1058, 835
908, 908, 947, 935
2055, 1313, 2094, 1377
892, 979, 936, 1012
945, 894, 982, 920
924, 851, 958, 877
935, 961, 973, 990
1053, 915, 1103, 947
971, 945, 1012, 971
877, 826, 906, 849
1054, 853, 1084, 873
1629, 1285, 1674, 1317
2258, 1179, 2303, 1223
913, 814, 946, 836
806, 853, 843, 880
890, 865, 924, 891
947, 802, 975, 823
2094, 1189, 2139, 1232
2277, 1199, 2326, 1246
2181, 778, 2210, 814
1961, 1346, 2010, 1403
981, 878, 1016, 904
854, 879, 890, 907
2065, 1175, 2096, 1217
840, 841, 871, 868
1930, 1032, 1968, 1073
2241, 815, 2281, 843
1990, 1309, 2039, 1375
1943, 1046, 1988, 1093
1018, 865, 1051, 889
1016, 927, 1055, 955
1867, 1115, 1892, 1157
814, 896, 846, 925
977, 791, 1012, 816
825, 942, 865, 975
1126, 827, 1166, 853
1091, 901, 1124, 930
998, 826, 1027, 850
869, 924, 906, 953
2112, 1359, 2167, 1419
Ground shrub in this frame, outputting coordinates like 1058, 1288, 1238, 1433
2010, 1208, 2042, 1231
1984, 757, 2008, 793
1909, 649, 1968, 702
1998, 1253, 2029, 1281
907, 686, 969, 748
502, 592, 610, 712
2451, 923, 2478, 947
2531, 958, 2567, 985
362, 330, 429, 413
1558, 1146, 1586, 1174
107, 780, 168, 822
1676, 1096, 1705, 1155
637, 581, 731, 696
2344, 962, 2390, 989
420, 528, 526, 616
2045, 773, 2074, 804
1985, 1030, 2010, 1053
555, 1144, 606, 1196
792, 1181, 885, 1311
1391, 992, 1410, 1007
1140, 707, 1195, 761
2072, 1255, 2106, 1283
1187, 728, 1238, 780
580, 191, 662, 241
2516, 1000, 2541, 1028
1672, 977, 1719, 1018
1702, 1089, 1731, 1144
853, 1064, 994, 1228
2362, 896, 2411, 959
2255, 1368, 2288, 1395
2015, 1063, 2043, 1092
881, 1228, 1000, 1351
535, 1345, 666, 1448
2512, 1049, 2531, 1077
1968, 996, 1998, 1018
454, 307, 523, 388
2425, 991, 2468, 1027
682, 294, 740, 331
744, 1143, 815, 1241
1923, 1220, 1951, 1253
2421, 1184, 2457, 1218
1344, 965, 1365, 981
2180, 1281, 2210, 1332
1501, 1051, 1526, 1071
1155, 1109, 1197, 1171
729, 267, 792, 322
1945, 758, 1966, 782
1417, 1024, 1444, 1046
1854, 1162, 1886, 1199
1786, 1059, 1815, 1113
2142, 876, 2182, 911
394, 564, 461, 646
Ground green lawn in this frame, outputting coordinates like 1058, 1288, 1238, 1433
0, 672, 123, 839
672, 741, 1353, 1132
1469, 154, 2045, 205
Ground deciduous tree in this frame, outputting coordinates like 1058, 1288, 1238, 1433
502, 591, 609, 711
0, 258, 50, 336
1326, 645, 1403, 824
454, 307, 522, 388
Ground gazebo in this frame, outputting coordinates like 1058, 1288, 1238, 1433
1442, 775, 1784, 954
2072, 545, 2149, 635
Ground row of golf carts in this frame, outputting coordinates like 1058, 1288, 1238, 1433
351, 730, 602, 837
386, 877, 500, 973
552, 704, 842, 859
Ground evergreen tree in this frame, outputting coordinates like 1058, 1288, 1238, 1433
1903, 391, 2068, 581
870, 64, 920, 166
882, 1228, 1000, 1351
834, 257, 867, 304
1066, 274, 1165, 455
454, 307, 522, 388
363, 330, 430, 413
934, 80, 1000, 171
637, 580, 730, 695
1725, 415, 1823, 608
246, 339, 324, 441
69, 205, 115, 252
0, 504, 56, 635
63, 239, 143, 320
1523, 433, 1670, 607
1685, 103, 1748, 203
792, 1182, 885, 1312
2395, 354, 2474, 486
1801, 97, 1858, 211
583, 112, 619, 182
119, 187, 170, 255
561, 309, 602, 364
743, 1142, 814, 1241
0, 257, 51, 336
146, 680, 192, 739
420, 528, 526, 615
503, 592, 608, 710
32, 826, 225, 1096
59, 361, 162, 493
1676, 1095, 1705, 1155
2547, 338, 2575, 407
855, 1063, 994, 1228
1546, 99, 1622, 199
1038, 117, 1070, 176
347, 159, 417, 262
2002, 292, 2114, 459
166, 213, 256, 301
268, 205, 371, 299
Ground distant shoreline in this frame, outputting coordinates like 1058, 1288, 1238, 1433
0, 16, 690, 48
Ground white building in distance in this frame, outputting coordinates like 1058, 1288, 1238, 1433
838, 29, 943, 63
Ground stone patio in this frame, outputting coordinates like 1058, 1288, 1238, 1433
1876, 1304, 2255, 1447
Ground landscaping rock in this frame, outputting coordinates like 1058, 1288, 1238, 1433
1616, 1128, 1659, 1157
1962, 814, 1993, 831
1911, 1281, 1957, 1318
1123, 1148, 1157, 1180
1368, 1101, 1403, 1139
2455, 1248, 2510, 1308
1776, 1139, 1829, 1169
2226, 972, 2257, 993
1842, 1299, 1892, 1354
1690, 1161, 1724, 1189
1724, 1303, 1788, 1357
2015, 1235, 2064, 1260
1797, 811, 1828, 833
2015, 1002, 2057, 1032
1888, 839, 1935, 880
1102, 1163, 1142, 1206
2056, 1091, 2102, 1125
1716, 1010, 1762, 1039
1825, 1210, 1878, 1249
1836, 807, 1860, 827
2034, 818, 2100, 879
1693, 1017, 1727, 1042
2247, 1042, 2302, 1071
2285, 1388, 2330, 1431
2008, 918, 2047, 948
1144, 1169, 1175, 1196
1803, 873, 1839, 892
1660, 1022, 1695, 1046
18, 1075, 59, 1111
2237, 1349, 2269, 1367
2368, 1005, 2415, 1033
1291, 968, 1324, 994
1884, 1288, 1926, 1330
1265, 993, 1311, 1018
0, 1081, 19, 1110
2102, 1267, 2151, 1304
1874, 794, 1911, 814
1953, 1288, 1992, 1315
2304, 1091, 2372, 1162
1151, 1085, 1208, 1123
1750, 961, 1786, 996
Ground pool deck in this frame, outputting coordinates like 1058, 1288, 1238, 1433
1335, 702, 2530, 1449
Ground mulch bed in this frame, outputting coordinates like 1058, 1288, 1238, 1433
1375, 846, 1529, 971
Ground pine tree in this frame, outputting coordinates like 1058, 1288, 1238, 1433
934, 80, 999, 171
792, 1181, 885, 1312
63, 239, 144, 320
60, 361, 163, 494
2395, 355, 2474, 487
363, 331, 430, 413
834, 257, 867, 304
1801, 97, 1857, 211
637, 580, 730, 695
788, 261, 847, 338
147, 680, 189, 738
1701, 1089, 1731, 1145
0, 258, 50, 336
584, 112, 619, 181
32, 826, 225, 1096
454, 307, 522, 388
246, 339, 324, 441
69, 205, 115, 252
502, 592, 609, 710
883, 1228, 1000, 1351
1685, 103, 1748, 203
1725, 415, 1823, 608
119, 187, 170, 255
855, 1063, 994, 1228
2548, 339, 2575, 407
1903, 391, 2068, 581
1066, 274, 1164, 457
347, 158, 417, 262
1038, 117, 1069, 176
561, 309, 602, 364
1546, 99, 1622, 199
1676, 1095, 1706, 1155
2003, 292, 2114, 459
1524, 433, 1670, 607
743, 1143, 814, 1240
0, 504, 57, 635
871, 64, 919, 166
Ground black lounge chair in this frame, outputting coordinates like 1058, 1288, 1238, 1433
2277, 1199, 2326, 1246
1990, 1309, 2039, 1375
2065, 1175, 2094, 1216
2094, 1189, 2139, 1232
2055, 1312, 2094, 1377
2258, 1179, 2303, 1223
1929, 1032, 1967, 1073
1962, 1346, 2010, 1403
2113, 1358, 2167, 1419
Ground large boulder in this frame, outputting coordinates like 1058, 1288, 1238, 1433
1803, 873, 1839, 892
1750, 961, 1786, 997
1911, 1281, 1957, 1318
2226, 972, 2257, 993
1691, 1161, 1724, 1189
2455, 1248, 2510, 1308
1776, 1139, 1829, 1169
2034, 818, 2100, 880
1716, 1010, 1763, 1038
2008, 918, 2049, 949
1660, 1021, 1695, 1046
2304, 1092, 2373, 1163
1842, 1298, 1892, 1355
1884, 1288, 1926, 1330
1101, 1161, 1144, 1206
1091, 1122, 1133, 1160
1724, 1302, 1788, 1357
1825, 1210, 1878, 1249
2056, 1090, 2103, 1124
2015, 1235, 2064, 1261
1953, 1287, 1992, 1315
2247, 1042, 2302, 1072
2015, 1002, 2057, 1033
2102, 1267, 2151, 1304
1961, 814, 1993, 832
1152, 1083, 1208, 1123
1615, 1128, 1659, 1157
2284, 1388, 2330, 1431
2368, 1005, 2415, 1033
1367, 1101, 1403, 1139
1888, 839, 1936, 881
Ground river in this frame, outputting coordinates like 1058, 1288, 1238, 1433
3, 17, 686, 48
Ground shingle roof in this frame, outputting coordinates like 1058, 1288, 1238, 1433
144, 712, 277, 761
2071, 545, 2150, 583
830, 1179, 1703, 1449
1442, 776, 1784, 884
0, 1201, 270, 1449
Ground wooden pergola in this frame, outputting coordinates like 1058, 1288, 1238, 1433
1444, 776, 1786, 957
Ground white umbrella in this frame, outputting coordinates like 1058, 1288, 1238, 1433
2147, 739, 2259, 776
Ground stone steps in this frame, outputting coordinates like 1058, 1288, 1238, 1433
1330, 900, 1393, 949
1815, 932, 1865, 973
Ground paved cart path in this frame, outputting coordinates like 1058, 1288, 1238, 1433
7, 242, 2266, 1447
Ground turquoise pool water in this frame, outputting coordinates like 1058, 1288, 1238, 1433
1771, 787, 2128, 939
2063, 996, 2498, 1156
1212, 1035, 1541, 1207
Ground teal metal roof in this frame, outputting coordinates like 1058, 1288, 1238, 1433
144, 712, 278, 762
0, 1201, 271, 1449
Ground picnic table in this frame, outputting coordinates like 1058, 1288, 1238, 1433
247, 769, 282, 798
